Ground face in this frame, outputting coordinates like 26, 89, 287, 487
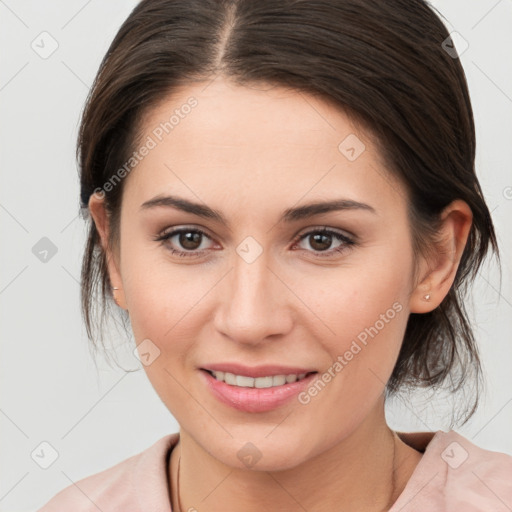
99, 78, 422, 470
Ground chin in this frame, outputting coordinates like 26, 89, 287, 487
199, 432, 312, 472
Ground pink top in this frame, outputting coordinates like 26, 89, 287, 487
37, 429, 512, 511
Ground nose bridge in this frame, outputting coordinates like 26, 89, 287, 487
214, 236, 289, 342
231, 237, 275, 312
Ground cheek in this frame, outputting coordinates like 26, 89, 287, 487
306, 237, 413, 377
124, 270, 201, 346
290, 267, 410, 434
120, 240, 214, 377
119, 233, 179, 342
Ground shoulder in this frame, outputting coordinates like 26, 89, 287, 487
36, 433, 179, 512
441, 430, 512, 506
393, 429, 512, 511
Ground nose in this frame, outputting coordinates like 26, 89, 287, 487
213, 247, 293, 347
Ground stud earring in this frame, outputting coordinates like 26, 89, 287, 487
423, 293, 431, 301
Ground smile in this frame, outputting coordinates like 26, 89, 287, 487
206, 370, 315, 388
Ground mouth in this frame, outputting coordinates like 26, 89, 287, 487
200, 368, 318, 389
200, 368, 320, 413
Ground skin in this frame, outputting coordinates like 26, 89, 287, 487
89, 77, 473, 511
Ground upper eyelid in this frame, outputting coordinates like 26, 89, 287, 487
297, 226, 355, 240
158, 225, 215, 242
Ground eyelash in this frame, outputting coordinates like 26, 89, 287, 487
153, 226, 356, 260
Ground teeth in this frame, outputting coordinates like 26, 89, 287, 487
211, 371, 311, 388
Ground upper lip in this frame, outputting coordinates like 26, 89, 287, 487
200, 363, 317, 378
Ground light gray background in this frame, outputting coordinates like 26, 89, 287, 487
1, 1, 511, 510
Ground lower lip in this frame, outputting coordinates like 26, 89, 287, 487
200, 370, 318, 413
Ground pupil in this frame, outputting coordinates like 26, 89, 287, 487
311, 233, 331, 251
181, 231, 201, 250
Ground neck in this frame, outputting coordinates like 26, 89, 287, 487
169, 401, 422, 512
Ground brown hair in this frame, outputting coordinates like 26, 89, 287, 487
77, 0, 499, 426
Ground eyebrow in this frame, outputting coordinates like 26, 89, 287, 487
140, 194, 376, 227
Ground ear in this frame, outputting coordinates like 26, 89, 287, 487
88, 192, 128, 311
409, 199, 473, 313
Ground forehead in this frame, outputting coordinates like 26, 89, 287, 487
123, 78, 404, 215
141, 79, 362, 154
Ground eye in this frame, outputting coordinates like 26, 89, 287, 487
153, 226, 215, 258
153, 225, 356, 259
292, 227, 355, 257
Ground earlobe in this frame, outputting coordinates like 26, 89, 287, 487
88, 193, 128, 311
409, 199, 472, 313
409, 279, 435, 314
111, 286, 128, 310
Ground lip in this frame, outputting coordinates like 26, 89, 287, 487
200, 363, 317, 378
200, 369, 318, 413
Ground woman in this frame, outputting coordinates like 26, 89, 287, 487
38, 0, 512, 510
